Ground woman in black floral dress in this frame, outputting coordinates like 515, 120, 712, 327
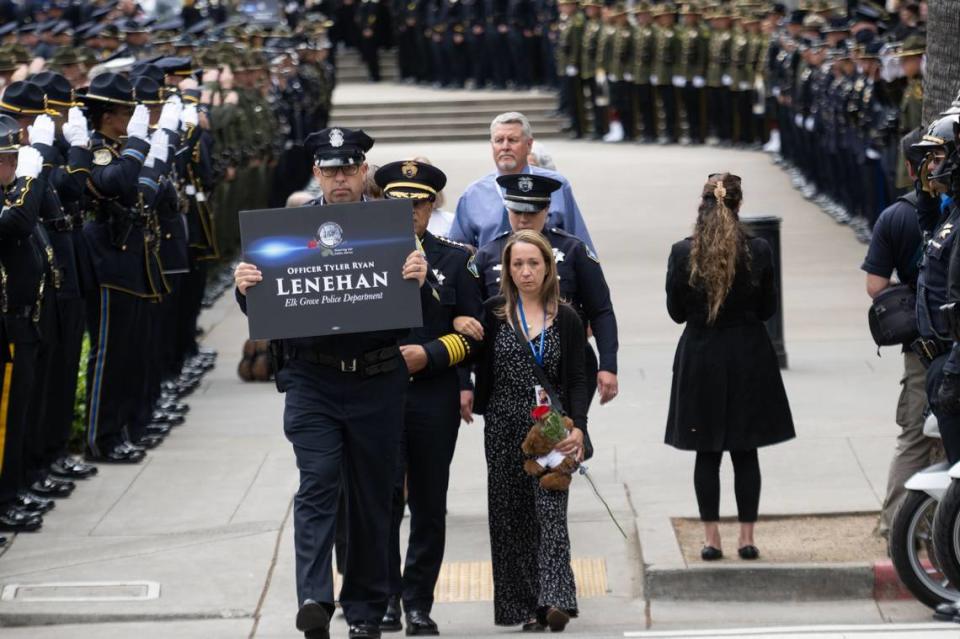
473, 230, 590, 632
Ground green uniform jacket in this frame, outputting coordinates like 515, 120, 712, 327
632, 23, 656, 84
580, 18, 603, 80
652, 23, 679, 85
557, 12, 585, 75
706, 29, 732, 88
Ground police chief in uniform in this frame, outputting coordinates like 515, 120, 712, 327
471, 173, 618, 405
373, 160, 483, 636
233, 128, 435, 639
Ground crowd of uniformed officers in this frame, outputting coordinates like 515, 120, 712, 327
0, 3, 337, 540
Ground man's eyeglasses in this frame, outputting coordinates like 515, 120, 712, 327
318, 165, 361, 178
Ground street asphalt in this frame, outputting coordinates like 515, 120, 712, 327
0, 83, 948, 636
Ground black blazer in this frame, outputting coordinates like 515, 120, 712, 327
473, 296, 592, 457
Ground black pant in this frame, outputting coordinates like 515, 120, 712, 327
38, 296, 84, 470
693, 449, 760, 522
0, 328, 40, 507
585, 77, 607, 138
635, 83, 656, 141
24, 288, 60, 487
682, 83, 704, 143
562, 75, 585, 138
927, 354, 960, 465
706, 86, 732, 142
278, 357, 406, 625
612, 80, 635, 141
388, 373, 461, 612
86, 287, 144, 453
360, 35, 381, 82
655, 84, 678, 142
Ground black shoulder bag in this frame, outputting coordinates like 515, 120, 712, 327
511, 318, 594, 460
868, 284, 918, 349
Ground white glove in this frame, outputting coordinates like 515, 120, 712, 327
804, 116, 815, 132
62, 107, 90, 147
27, 114, 55, 147
771, 85, 781, 97
181, 103, 199, 130
158, 96, 182, 132
596, 70, 606, 84
721, 74, 733, 87
15, 145, 43, 179
693, 76, 706, 88
623, 73, 633, 82
565, 65, 578, 77
672, 75, 686, 88
649, 74, 658, 84
738, 81, 751, 91
145, 129, 169, 167
127, 104, 150, 141
794, 113, 803, 127
866, 147, 882, 161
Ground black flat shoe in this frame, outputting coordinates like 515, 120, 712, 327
545, 607, 569, 632
50, 456, 98, 479
738, 545, 760, 560
297, 599, 331, 639
380, 595, 402, 632
137, 434, 165, 450
17, 492, 55, 514
404, 609, 438, 635
521, 618, 546, 632
30, 476, 75, 498
700, 545, 723, 561
86, 443, 146, 464
0, 506, 42, 532
349, 622, 382, 638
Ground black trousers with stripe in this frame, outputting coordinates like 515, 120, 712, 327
0, 323, 40, 507
85, 287, 144, 454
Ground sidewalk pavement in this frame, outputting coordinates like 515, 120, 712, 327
0, 135, 938, 636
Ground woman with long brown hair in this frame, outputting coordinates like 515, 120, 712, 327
473, 229, 590, 631
665, 173, 795, 561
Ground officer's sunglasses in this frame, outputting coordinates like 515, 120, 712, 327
318, 165, 361, 178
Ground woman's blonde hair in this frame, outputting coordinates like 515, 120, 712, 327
497, 230, 560, 328
688, 173, 747, 324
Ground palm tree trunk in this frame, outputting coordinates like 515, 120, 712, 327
922, 0, 960, 123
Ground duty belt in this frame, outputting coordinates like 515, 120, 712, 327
288, 345, 400, 377
911, 337, 952, 368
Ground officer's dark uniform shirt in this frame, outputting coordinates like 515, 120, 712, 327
32, 142, 80, 301
917, 195, 960, 342
471, 226, 618, 373
0, 173, 46, 340
84, 131, 164, 296
44, 136, 96, 297
401, 231, 482, 377
861, 193, 923, 288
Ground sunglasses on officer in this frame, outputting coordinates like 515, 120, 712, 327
318, 165, 361, 178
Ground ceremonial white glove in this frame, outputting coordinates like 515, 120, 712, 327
794, 113, 803, 127
565, 65, 578, 77
672, 75, 686, 88
865, 147, 882, 161
721, 74, 733, 87
158, 96, 182, 132
649, 73, 658, 84
623, 73, 633, 82
804, 116, 815, 132
15, 145, 43, 179
127, 104, 150, 141
62, 107, 90, 147
738, 81, 751, 91
180, 103, 199, 130
693, 76, 706, 88
145, 129, 169, 168
27, 114, 55, 147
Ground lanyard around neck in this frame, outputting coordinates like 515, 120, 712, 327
517, 297, 546, 367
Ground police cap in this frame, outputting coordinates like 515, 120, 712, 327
132, 75, 163, 104
375, 161, 447, 201
77, 72, 135, 106
30, 71, 78, 109
305, 127, 375, 168
0, 114, 21, 152
894, 34, 925, 58
497, 174, 562, 213
131, 62, 165, 85
156, 56, 197, 77
0, 81, 55, 117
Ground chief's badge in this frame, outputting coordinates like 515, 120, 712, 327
329, 128, 344, 148
402, 161, 418, 178
93, 148, 113, 166
518, 176, 534, 193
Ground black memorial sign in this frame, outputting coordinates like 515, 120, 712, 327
239, 199, 423, 340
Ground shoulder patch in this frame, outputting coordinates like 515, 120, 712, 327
467, 255, 479, 278
585, 245, 600, 263
93, 148, 113, 166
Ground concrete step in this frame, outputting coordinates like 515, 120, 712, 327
363, 128, 566, 143
329, 114, 562, 129
332, 95, 558, 113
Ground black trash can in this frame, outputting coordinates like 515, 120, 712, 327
742, 216, 787, 369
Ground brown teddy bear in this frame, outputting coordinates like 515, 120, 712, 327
521, 406, 580, 491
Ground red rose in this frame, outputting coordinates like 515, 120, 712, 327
531, 405, 551, 420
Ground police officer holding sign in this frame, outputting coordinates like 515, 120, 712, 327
373, 160, 483, 635
233, 128, 435, 639
471, 173, 618, 405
